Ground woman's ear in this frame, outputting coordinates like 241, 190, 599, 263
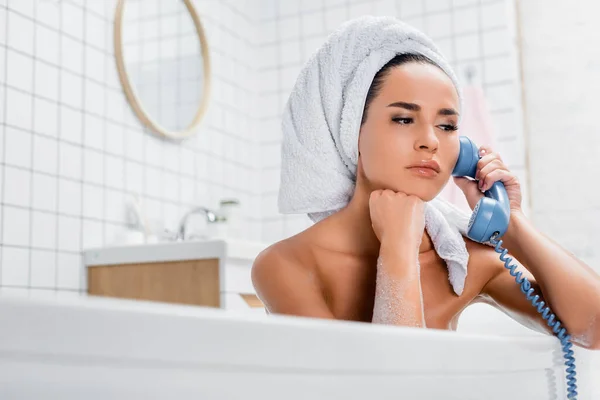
355, 152, 363, 180
357, 131, 362, 156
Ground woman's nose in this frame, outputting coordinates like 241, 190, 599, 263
414, 127, 439, 153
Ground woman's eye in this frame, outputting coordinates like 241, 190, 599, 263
439, 124, 458, 132
392, 117, 413, 125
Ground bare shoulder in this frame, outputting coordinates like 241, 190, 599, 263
251, 233, 334, 318
252, 234, 316, 281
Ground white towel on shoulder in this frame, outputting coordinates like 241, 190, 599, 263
277, 16, 473, 296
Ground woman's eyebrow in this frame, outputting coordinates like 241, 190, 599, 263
387, 101, 420, 111
387, 101, 459, 117
438, 108, 459, 116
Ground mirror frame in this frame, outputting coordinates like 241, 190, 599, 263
114, 0, 211, 140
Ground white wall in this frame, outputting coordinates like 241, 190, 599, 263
517, 0, 600, 271
516, 0, 600, 385
258, 0, 529, 243
0, 0, 263, 294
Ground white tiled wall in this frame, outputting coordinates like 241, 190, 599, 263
517, 0, 600, 271
258, 0, 527, 244
517, 1, 600, 390
0, 0, 262, 294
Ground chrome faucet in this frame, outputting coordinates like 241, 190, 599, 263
177, 206, 219, 241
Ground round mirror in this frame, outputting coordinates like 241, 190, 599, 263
114, 0, 211, 139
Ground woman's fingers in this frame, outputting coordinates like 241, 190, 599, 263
480, 168, 515, 192
478, 159, 507, 187
476, 148, 503, 180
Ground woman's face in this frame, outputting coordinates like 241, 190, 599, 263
358, 62, 461, 201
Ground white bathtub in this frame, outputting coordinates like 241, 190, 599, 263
0, 293, 593, 399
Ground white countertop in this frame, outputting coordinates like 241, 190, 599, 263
83, 238, 269, 266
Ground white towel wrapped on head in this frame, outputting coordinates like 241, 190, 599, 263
277, 15, 473, 296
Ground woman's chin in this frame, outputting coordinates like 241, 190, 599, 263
386, 187, 438, 202
407, 186, 444, 202
417, 192, 438, 202
374, 179, 445, 200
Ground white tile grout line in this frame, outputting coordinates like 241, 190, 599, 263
449, 0, 458, 65
27, 0, 38, 289
54, 0, 62, 292
105, 0, 116, 256
0, 4, 7, 286
79, 0, 87, 293
156, 0, 165, 226
258, 0, 507, 23
477, 0, 487, 89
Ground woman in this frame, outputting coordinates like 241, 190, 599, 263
251, 20, 600, 350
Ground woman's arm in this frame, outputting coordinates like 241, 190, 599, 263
454, 144, 600, 350
482, 211, 600, 350
368, 190, 427, 327
372, 239, 425, 327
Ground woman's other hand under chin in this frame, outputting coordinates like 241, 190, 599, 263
368, 189, 425, 250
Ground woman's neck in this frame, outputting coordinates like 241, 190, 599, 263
323, 172, 433, 258
331, 180, 381, 258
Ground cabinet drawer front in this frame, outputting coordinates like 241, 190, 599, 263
221, 292, 266, 315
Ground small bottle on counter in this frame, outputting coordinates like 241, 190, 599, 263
218, 198, 241, 238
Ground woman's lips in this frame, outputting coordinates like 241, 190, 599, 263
407, 167, 439, 178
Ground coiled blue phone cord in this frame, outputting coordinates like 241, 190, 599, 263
489, 233, 578, 399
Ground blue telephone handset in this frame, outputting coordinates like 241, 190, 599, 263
452, 136, 511, 243
453, 136, 578, 399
